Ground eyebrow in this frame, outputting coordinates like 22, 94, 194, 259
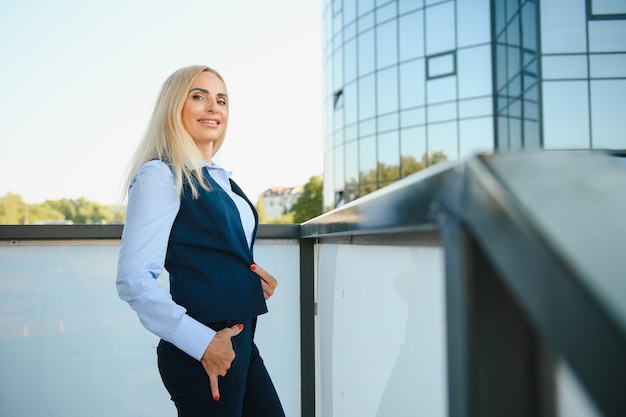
189, 88, 228, 98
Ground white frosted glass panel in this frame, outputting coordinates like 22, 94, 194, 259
542, 81, 590, 149
316, 244, 447, 417
0, 241, 301, 417
540, 0, 587, 53
542, 55, 588, 79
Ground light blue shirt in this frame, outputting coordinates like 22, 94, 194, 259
116, 159, 255, 361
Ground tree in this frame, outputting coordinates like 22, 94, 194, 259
291, 175, 323, 223
255, 197, 269, 224
0, 193, 27, 224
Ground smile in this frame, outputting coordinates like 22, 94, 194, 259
199, 119, 219, 125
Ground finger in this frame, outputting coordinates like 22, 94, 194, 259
209, 373, 220, 402
228, 323, 244, 336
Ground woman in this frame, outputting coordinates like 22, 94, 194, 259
116, 65, 285, 416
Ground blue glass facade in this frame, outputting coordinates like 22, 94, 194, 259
322, 0, 626, 209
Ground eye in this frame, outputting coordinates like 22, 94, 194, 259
217, 99, 227, 105
192, 94, 204, 100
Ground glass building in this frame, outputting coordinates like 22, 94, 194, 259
322, 0, 626, 209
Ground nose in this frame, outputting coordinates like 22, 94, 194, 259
206, 99, 219, 113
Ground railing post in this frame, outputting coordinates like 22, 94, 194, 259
299, 236, 316, 417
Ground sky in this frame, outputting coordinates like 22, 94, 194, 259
0, 0, 324, 205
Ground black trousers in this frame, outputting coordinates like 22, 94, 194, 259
157, 319, 285, 417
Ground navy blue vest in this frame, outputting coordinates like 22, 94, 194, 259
165, 168, 268, 325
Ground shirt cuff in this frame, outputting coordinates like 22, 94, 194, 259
169, 315, 216, 361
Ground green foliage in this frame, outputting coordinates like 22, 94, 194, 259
291, 175, 323, 223
268, 211, 295, 224
255, 197, 269, 224
0, 193, 126, 225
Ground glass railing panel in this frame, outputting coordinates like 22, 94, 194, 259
315, 241, 447, 417
0, 238, 301, 417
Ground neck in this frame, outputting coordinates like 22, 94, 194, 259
196, 142, 214, 164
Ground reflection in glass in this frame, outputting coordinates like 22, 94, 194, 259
425, 2, 455, 55
522, 2, 537, 50
543, 81, 590, 149
359, 135, 377, 185
459, 117, 494, 159
377, 20, 398, 69
459, 97, 492, 119
358, 11, 375, 33
427, 102, 457, 124
401, 107, 426, 128
542, 55, 588, 79
345, 81, 358, 126
591, 80, 626, 149
399, 11, 424, 62
590, 54, 626, 78
458, 46, 492, 99
400, 59, 426, 109
345, 123, 359, 142
428, 121, 458, 162
345, 0, 357, 24
591, 0, 626, 16
401, 126, 427, 177
359, 73, 376, 119
399, 0, 424, 14
540, 0, 587, 53
344, 38, 358, 83
345, 140, 359, 184
358, 29, 375, 75
378, 131, 400, 181
427, 76, 456, 104
379, 113, 399, 132
377, 66, 399, 114
457, 0, 490, 48
589, 20, 626, 53
333, 48, 343, 90
358, 0, 375, 16
334, 143, 345, 189
377, 2, 397, 24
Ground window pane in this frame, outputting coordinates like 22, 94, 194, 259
427, 102, 457, 123
345, 81, 358, 126
358, 11, 375, 33
399, 0, 424, 14
345, 0, 357, 23
590, 54, 626, 78
458, 45, 492, 98
377, 19, 398, 69
345, 140, 359, 183
359, 73, 376, 119
378, 113, 399, 132
401, 107, 426, 128
542, 81, 590, 149
334, 143, 345, 189
459, 117, 494, 158
591, 0, 626, 15
540, 0, 587, 53
378, 131, 400, 181
427, 121, 458, 162
589, 20, 626, 53
427, 76, 456, 104
542, 55, 588, 79
359, 135, 377, 180
345, 38, 358, 83
400, 59, 426, 109
457, 0, 490, 48
400, 126, 427, 176
399, 11, 424, 62
425, 2, 455, 55
360, 118, 376, 136
333, 48, 343, 90
427, 52, 456, 79
358, 0, 375, 16
377, 2, 397, 24
358, 29, 375, 75
591, 80, 626, 149
377, 66, 399, 114
459, 97, 492, 119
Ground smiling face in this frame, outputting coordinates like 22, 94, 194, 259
181, 71, 229, 158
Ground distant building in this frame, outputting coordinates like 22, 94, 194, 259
322, 0, 626, 209
260, 185, 304, 220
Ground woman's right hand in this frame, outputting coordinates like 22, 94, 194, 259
200, 323, 244, 401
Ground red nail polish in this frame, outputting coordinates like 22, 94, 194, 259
237, 324, 244, 331
250, 265, 256, 271
214, 395, 220, 401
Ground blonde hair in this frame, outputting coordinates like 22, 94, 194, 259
121, 65, 228, 200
